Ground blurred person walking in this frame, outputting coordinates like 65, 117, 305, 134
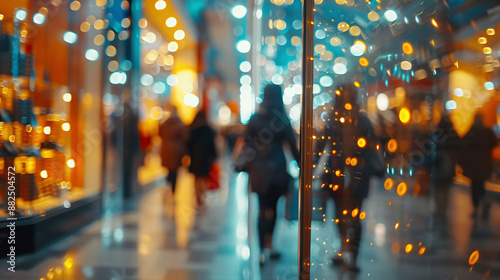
431, 113, 460, 229
461, 113, 497, 219
188, 110, 217, 208
159, 105, 189, 195
314, 84, 379, 272
236, 84, 300, 265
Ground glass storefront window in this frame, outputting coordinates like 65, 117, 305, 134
299, 0, 500, 278
0, 1, 105, 217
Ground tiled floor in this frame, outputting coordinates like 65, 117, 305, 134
0, 164, 500, 280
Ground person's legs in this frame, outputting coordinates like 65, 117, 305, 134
167, 169, 178, 194
435, 183, 450, 220
333, 195, 348, 256
257, 193, 268, 255
347, 197, 363, 270
470, 179, 485, 215
434, 182, 451, 235
257, 190, 280, 250
194, 177, 207, 207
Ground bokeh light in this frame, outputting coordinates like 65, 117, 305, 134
63, 32, 78, 44
232, 5, 247, 19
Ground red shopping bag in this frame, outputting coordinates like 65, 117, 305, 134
208, 163, 221, 190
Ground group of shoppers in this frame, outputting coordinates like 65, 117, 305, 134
434, 113, 496, 222
158, 83, 497, 272
159, 106, 217, 208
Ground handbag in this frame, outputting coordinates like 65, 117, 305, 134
232, 136, 255, 172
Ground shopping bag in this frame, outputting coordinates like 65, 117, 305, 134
285, 179, 299, 221
208, 163, 221, 190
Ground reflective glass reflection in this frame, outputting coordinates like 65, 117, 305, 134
256, 0, 302, 129
310, 0, 500, 278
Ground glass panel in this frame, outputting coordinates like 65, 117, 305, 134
308, 0, 500, 278
248, 1, 304, 278
255, 0, 302, 131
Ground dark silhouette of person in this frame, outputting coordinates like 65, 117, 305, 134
188, 110, 217, 207
314, 84, 377, 272
159, 105, 189, 194
431, 113, 461, 229
461, 113, 496, 219
240, 84, 300, 265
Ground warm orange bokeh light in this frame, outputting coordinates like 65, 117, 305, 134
399, 107, 410, 124
359, 57, 369, 66
469, 250, 479, 265
357, 137, 366, 148
397, 182, 408, 196
359, 211, 366, 219
431, 18, 438, 28
384, 178, 394, 190
387, 139, 398, 153
419, 247, 426, 255
402, 42, 413, 54
64, 258, 73, 269
405, 244, 413, 253
351, 208, 359, 218
345, 103, 352, 110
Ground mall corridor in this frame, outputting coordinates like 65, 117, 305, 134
3, 0, 500, 279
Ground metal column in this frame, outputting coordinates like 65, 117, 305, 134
299, 0, 314, 279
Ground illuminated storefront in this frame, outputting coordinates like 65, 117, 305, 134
0, 0, 135, 254
0, 0, 202, 255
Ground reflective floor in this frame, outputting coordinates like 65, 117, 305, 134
0, 163, 248, 280
309, 179, 500, 280
0, 162, 499, 280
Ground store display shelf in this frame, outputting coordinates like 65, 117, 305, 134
0, 193, 101, 256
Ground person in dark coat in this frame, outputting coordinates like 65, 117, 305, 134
188, 110, 217, 207
461, 113, 497, 218
431, 113, 460, 226
314, 84, 376, 272
159, 105, 189, 194
240, 84, 300, 264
